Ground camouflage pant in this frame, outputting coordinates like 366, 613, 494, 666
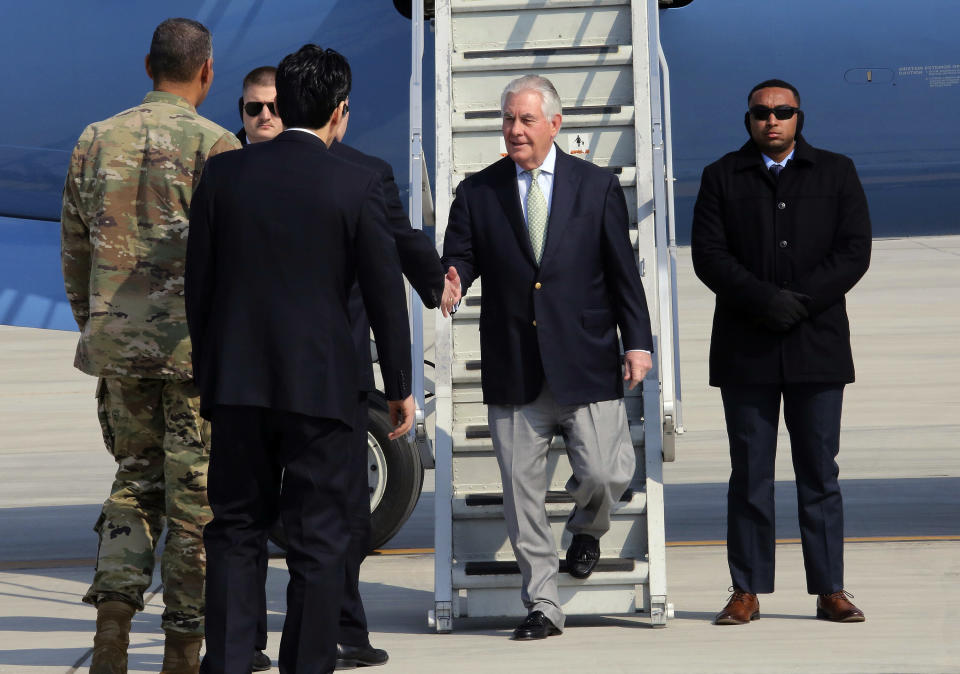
82, 376, 211, 635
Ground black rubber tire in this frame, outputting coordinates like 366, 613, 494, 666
267, 402, 425, 554
366, 405, 424, 550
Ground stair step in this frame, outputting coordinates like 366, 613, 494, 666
453, 490, 646, 519
451, 422, 646, 450
452, 44, 634, 73
451, 494, 648, 561
452, 106, 635, 133
463, 488, 634, 507
458, 582, 644, 619
453, 559, 648, 589
465, 557, 634, 576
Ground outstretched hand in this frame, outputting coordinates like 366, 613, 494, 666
388, 394, 416, 439
441, 266, 461, 318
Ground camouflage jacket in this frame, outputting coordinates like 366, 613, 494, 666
61, 91, 241, 379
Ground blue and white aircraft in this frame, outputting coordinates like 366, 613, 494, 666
1, 0, 957, 547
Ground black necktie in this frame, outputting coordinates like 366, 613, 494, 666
769, 163, 782, 179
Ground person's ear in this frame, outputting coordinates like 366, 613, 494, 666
199, 58, 213, 88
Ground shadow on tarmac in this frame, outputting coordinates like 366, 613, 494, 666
2, 477, 957, 567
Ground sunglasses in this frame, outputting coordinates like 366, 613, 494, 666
243, 101, 277, 116
749, 105, 800, 121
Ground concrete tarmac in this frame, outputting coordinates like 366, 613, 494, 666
1, 236, 958, 672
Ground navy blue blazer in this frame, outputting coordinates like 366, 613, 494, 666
442, 147, 653, 406
186, 130, 412, 425
330, 140, 444, 393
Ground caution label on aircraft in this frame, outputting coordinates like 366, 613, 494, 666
568, 132, 593, 160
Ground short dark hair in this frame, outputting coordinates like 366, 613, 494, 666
243, 66, 277, 92
748, 79, 801, 107
276, 45, 351, 129
149, 18, 212, 83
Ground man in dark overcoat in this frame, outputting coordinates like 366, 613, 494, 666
691, 79, 871, 625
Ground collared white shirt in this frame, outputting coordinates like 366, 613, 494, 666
762, 148, 795, 172
515, 143, 557, 224
285, 127, 322, 139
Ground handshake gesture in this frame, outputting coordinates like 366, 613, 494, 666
441, 266, 461, 317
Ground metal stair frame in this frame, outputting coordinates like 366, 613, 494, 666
431, 0, 676, 632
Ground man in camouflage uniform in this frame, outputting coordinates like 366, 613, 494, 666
61, 18, 241, 674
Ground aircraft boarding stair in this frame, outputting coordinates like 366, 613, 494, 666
428, 0, 683, 631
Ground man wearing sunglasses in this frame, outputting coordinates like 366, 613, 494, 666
238, 66, 281, 144
233, 65, 283, 672
692, 79, 871, 626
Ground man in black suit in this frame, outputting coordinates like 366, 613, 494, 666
325, 102, 459, 669
442, 74, 653, 640
233, 62, 457, 671
232, 64, 282, 673
692, 79, 870, 626
187, 45, 415, 673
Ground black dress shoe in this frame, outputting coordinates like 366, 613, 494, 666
251, 648, 271, 671
566, 533, 600, 579
511, 610, 561, 640
335, 642, 389, 669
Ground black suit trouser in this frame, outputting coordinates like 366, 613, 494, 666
201, 405, 351, 674
255, 396, 371, 650
721, 383, 845, 595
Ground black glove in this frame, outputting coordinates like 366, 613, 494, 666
760, 289, 810, 332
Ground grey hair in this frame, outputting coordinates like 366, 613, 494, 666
500, 74, 562, 119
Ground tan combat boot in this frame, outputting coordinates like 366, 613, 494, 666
160, 632, 204, 674
90, 600, 136, 674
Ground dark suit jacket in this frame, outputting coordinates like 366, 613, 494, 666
442, 147, 653, 407
186, 130, 412, 425
691, 136, 871, 386
330, 140, 444, 393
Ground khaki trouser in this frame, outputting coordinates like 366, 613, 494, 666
83, 376, 211, 636
488, 384, 636, 630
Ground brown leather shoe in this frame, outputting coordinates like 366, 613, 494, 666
817, 590, 865, 622
713, 588, 759, 625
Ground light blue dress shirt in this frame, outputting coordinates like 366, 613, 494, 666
762, 148, 795, 172
515, 143, 557, 224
